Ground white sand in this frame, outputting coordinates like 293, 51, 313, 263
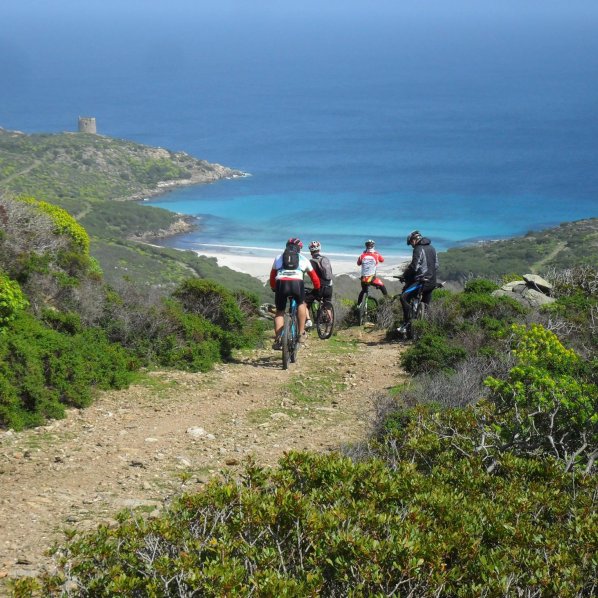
196, 250, 409, 282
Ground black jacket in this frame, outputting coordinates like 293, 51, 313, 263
403, 237, 438, 284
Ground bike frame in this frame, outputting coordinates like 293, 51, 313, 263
281, 297, 299, 369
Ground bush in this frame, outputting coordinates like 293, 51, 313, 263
464, 278, 499, 294
24, 451, 597, 597
401, 333, 467, 374
0, 273, 28, 328
0, 313, 134, 430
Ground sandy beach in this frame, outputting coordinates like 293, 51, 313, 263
195, 249, 409, 283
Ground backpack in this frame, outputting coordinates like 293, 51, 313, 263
311, 255, 333, 283
282, 244, 300, 270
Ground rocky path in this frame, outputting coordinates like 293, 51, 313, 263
0, 327, 406, 590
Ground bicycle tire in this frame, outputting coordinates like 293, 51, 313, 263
316, 303, 335, 339
290, 311, 299, 363
281, 314, 290, 369
359, 296, 378, 325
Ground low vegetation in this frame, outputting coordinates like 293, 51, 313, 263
0, 194, 265, 431
12, 264, 596, 595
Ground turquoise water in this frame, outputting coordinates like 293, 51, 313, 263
2, 3, 597, 259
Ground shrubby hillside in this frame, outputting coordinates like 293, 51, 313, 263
13, 265, 597, 596
0, 194, 265, 430
0, 128, 268, 299
438, 218, 598, 284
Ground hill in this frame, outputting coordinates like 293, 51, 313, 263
438, 218, 598, 284
0, 128, 268, 299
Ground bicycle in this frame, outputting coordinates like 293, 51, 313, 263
357, 285, 379, 326
393, 277, 444, 340
281, 297, 300, 369
307, 293, 335, 340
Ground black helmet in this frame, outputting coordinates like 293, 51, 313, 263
365, 239, 375, 249
406, 230, 422, 246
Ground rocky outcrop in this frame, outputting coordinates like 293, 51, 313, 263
492, 274, 555, 308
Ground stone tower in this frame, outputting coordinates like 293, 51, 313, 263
78, 117, 97, 134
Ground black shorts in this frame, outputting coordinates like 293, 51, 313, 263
275, 279, 305, 311
305, 285, 333, 306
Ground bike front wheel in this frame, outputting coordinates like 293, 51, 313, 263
316, 303, 335, 339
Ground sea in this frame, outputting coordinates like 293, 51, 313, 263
2, 2, 597, 264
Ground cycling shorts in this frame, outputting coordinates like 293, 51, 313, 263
275, 279, 305, 311
360, 275, 385, 289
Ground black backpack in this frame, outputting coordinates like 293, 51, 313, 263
282, 244, 300, 270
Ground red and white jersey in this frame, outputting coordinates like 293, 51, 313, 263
357, 250, 384, 277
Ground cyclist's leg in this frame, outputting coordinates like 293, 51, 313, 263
273, 281, 290, 343
321, 286, 333, 321
421, 281, 436, 305
357, 280, 369, 305
371, 276, 388, 297
399, 287, 416, 323
289, 280, 308, 337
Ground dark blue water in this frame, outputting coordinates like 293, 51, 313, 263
2, 4, 597, 259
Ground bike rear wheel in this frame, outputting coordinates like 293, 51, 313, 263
289, 311, 299, 363
316, 303, 335, 339
281, 314, 291, 369
359, 296, 378, 325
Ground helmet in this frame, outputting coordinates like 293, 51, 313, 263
406, 230, 422, 246
365, 239, 375, 249
286, 237, 303, 250
308, 240, 321, 253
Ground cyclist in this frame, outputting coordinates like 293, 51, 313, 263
305, 241, 333, 329
397, 230, 439, 335
356, 239, 388, 306
269, 237, 321, 349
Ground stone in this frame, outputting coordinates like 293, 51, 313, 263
523, 274, 553, 294
521, 288, 556, 307
186, 427, 207, 438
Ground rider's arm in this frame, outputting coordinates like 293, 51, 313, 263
377, 253, 385, 263
357, 254, 363, 266
307, 268, 321, 290
269, 267, 277, 291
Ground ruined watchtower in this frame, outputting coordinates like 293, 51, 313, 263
78, 117, 97, 134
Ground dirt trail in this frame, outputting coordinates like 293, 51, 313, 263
0, 327, 406, 588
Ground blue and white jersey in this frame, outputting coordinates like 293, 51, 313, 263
273, 253, 315, 281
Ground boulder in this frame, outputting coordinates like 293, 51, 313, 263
522, 274, 553, 294
521, 287, 556, 307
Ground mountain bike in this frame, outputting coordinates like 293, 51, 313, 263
358, 285, 379, 326
281, 297, 299, 369
394, 278, 444, 340
308, 295, 335, 340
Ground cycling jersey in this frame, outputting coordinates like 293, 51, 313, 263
357, 250, 384, 277
270, 253, 320, 288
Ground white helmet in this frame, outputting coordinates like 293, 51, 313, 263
309, 240, 321, 253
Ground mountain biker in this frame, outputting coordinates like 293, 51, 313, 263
270, 238, 321, 349
357, 239, 388, 306
305, 241, 333, 329
397, 230, 439, 335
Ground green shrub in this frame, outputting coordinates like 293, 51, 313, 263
0, 274, 28, 328
19, 196, 90, 253
464, 278, 499, 294
26, 451, 597, 597
485, 324, 597, 471
401, 333, 467, 374
0, 313, 134, 430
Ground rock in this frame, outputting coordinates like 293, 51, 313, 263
500, 281, 526, 293
186, 427, 207, 438
225, 458, 239, 466
521, 288, 556, 307
523, 274, 553, 294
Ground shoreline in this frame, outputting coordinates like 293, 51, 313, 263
191, 248, 410, 282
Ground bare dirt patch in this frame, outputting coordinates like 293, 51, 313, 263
0, 326, 406, 588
